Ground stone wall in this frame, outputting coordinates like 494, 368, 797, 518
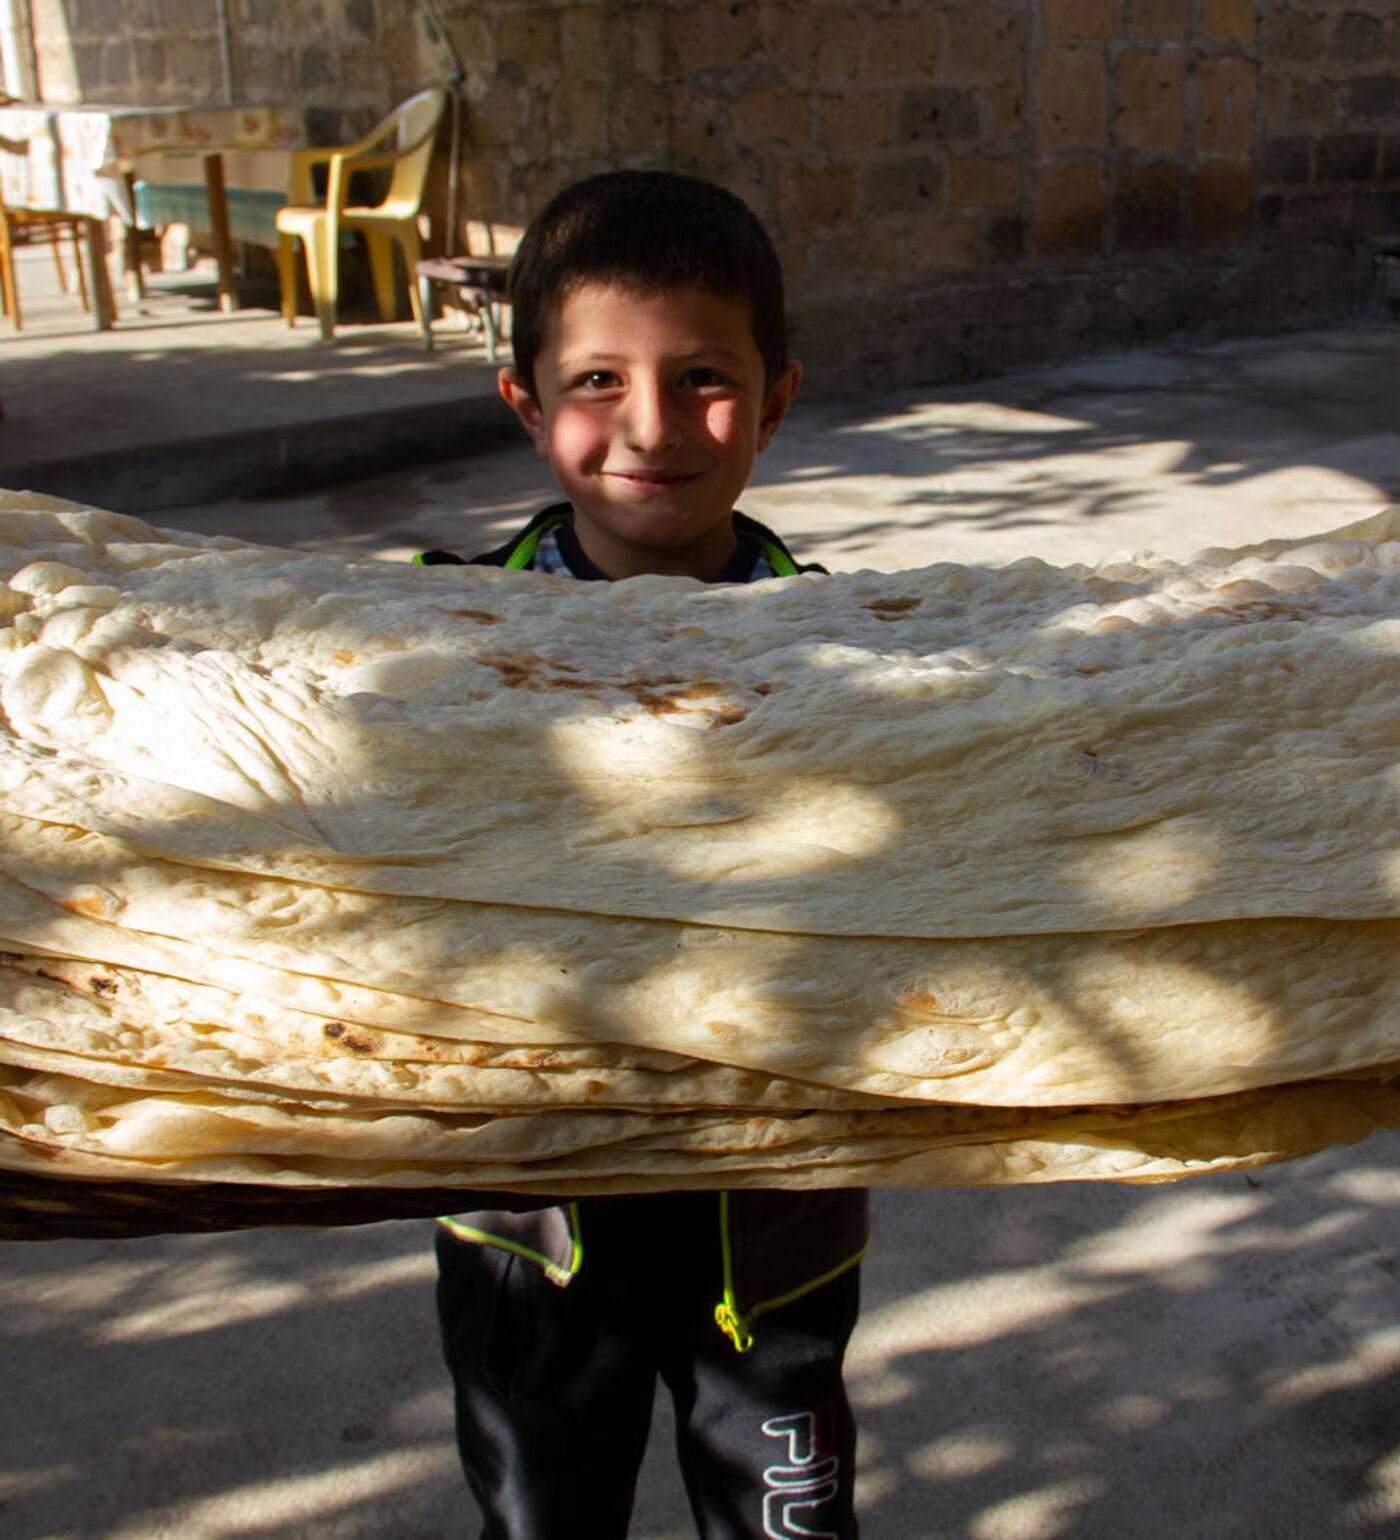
21, 0, 1400, 390
27, 0, 409, 141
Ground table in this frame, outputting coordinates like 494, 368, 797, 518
0, 103, 304, 324
415, 253, 511, 358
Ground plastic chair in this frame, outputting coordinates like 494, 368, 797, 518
275, 87, 447, 341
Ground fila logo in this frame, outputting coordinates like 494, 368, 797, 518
760, 1407, 841, 1539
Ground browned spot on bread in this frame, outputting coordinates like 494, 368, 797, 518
480, 653, 541, 688
634, 680, 735, 716
450, 609, 501, 624
62, 893, 110, 920
708, 708, 749, 729
87, 977, 118, 998
865, 596, 923, 620
333, 649, 358, 666
480, 653, 610, 691
753, 682, 776, 696
899, 991, 942, 1014
322, 1021, 375, 1055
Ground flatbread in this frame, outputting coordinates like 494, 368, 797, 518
0, 494, 1397, 1223
3, 500, 1396, 938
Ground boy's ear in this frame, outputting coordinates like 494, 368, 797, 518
498, 368, 548, 457
757, 361, 802, 453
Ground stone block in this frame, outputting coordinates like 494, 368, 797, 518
609, 81, 668, 155
133, 37, 166, 87
859, 10, 943, 84
1114, 159, 1183, 249
1266, 76, 1340, 136
816, 91, 896, 154
760, 4, 857, 88
944, 7, 1027, 82
102, 37, 132, 90
558, 9, 615, 81
157, 0, 197, 32
632, 7, 665, 79
778, 164, 860, 229
949, 153, 1022, 208
865, 154, 945, 216
1035, 46, 1108, 152
732, 88, 811, 151
1032, 161, 1107, 255
1201, 0, 1256, 47
897, 86, 982, 143
499, 9, 562, 74
545, 78, 612, 159
1193, 159, 1252, 245
1131, 0, 1194, 43
1351, 189, 1400, 238
299, 45, 335, 91
992, 84, 1024, 141
987, 213, 1026, 261
1333, 11, 1385, 63
1197, 55, 1257, 158
900, 215, 983, 274
670, 96, 730, 159
76, 0, 123, 32
1347, 75, 1400, 123
1116, 47, 1186, 154
1261, 137, 1312, 185
1260, 8, 1330, 63
1315, 132, 1381, 183
1271, 188, 1355, 242
1043, 0, 1122, 44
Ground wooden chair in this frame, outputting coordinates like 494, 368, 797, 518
275, 87, 447, 341
0, 133, 97, 330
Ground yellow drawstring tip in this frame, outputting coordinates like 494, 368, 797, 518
714, 1301, 754, 1353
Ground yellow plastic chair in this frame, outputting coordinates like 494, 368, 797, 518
275, 86, 447, 341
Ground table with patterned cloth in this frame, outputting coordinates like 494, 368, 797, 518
0, 102, 304, 322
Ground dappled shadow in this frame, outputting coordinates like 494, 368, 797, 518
848, 1136, 1400, 1536
0, 1218, 467, 1539
744, 326, 1400, 566
120, 321, 1400, 578
5, 1139, 1400, 1536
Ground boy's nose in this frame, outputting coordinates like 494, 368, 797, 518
623, 379, 681, 452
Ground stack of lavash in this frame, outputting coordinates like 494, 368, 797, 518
1, 494, 1398, 1237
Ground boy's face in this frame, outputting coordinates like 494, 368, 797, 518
499, 282, 800, 580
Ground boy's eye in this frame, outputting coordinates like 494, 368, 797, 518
578, 370, 618, 390
679, 366, 731, 388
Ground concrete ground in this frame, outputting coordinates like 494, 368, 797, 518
2, 245, 1400, 1539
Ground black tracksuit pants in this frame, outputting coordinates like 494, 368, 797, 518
434, 1192, 861, 1539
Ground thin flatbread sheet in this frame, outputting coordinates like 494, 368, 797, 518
3, 499, 1397, 938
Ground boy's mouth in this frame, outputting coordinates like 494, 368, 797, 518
606, 468, 703, 493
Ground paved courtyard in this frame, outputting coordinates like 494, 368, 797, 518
2, 249, 1399, 1538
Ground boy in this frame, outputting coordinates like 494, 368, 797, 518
423, 171, 868, 1540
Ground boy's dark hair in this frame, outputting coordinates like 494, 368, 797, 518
507, 170, 788, 397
